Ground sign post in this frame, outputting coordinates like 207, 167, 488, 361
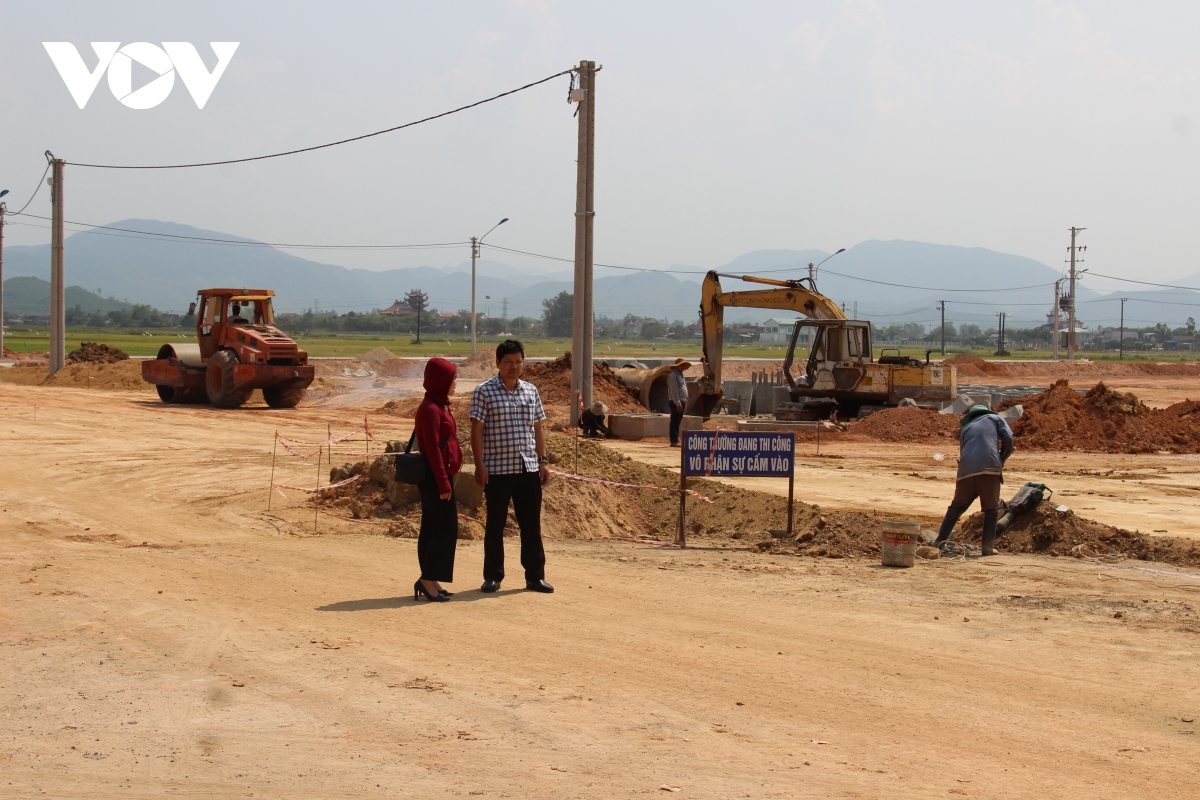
679, 430, 796, 547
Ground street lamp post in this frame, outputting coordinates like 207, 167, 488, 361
807, 248, 846, 284
471, 217, 508, 355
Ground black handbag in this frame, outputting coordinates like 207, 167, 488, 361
391, 430, 451, 486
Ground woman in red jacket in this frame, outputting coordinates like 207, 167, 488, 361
413, 357, 463, 602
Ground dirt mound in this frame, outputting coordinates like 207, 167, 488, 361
67, 342, 129, 364
360, 347, 398, 362
456, 350, 498, 380
958, 504, 1200, 565
1, 360, 150, 391
2, 348, 47, 361
372, 357, 423, 379
523, 353, 643, 412
941, 354, 1200, 381
1011, 379, 1200, 453
848, 406, 961, 442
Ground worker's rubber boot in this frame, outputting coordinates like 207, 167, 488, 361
934, 508, 964, 546
980, 511, 999, 556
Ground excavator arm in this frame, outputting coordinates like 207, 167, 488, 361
696, 270, 845, 417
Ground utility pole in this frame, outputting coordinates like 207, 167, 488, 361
570, 59, 598, 427
0, 198, 6, 357
1067, 226, 1086, 363
501, 297, 509, 326
938, 300, 946, 356
1052, 279, 1062, 361
48, 154, 65, 376
1119, 297, 1128, 360
994, 312, 1007, 356
471, 236, 479, 354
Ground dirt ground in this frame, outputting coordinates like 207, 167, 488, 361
2, 364, 1200, 798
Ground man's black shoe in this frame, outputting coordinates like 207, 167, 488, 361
525, 579, 554, 593
480, 580, 501, 593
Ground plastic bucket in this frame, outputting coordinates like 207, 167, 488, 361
881, 520, 921, 568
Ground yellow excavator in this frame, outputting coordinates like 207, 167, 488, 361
693, 271, 956, 419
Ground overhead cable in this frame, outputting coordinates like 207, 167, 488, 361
3, 161, 53, 215
63, 69, 573, 170
1084, 271, 1200, 292
10, 214, 468, 251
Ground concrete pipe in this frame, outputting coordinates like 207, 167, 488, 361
615, 366, 676, 413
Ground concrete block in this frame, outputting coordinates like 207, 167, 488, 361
608, 413, 705, 440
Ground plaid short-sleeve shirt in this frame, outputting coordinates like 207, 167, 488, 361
470, 375, 547, 475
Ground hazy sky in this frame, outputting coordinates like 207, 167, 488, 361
2, 1, 1198, 295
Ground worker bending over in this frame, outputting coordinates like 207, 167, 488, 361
933, 404, 1014, 557
581, 401, 612, 439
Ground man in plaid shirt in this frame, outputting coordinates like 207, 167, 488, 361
470, 339, 554, 594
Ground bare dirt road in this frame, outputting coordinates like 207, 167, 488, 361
2, 383, 1199, 799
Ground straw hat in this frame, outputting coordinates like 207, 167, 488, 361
671, 357, 692, 370
591, 400, 609, 415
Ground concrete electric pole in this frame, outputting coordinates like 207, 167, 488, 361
938, 300, 946, 356
1052, 279, 1062, 362
471, 218, 508, 356
570, 60, 598, 427
1119, 297, 1128, 360
1067, 226, 1086, 364
48, 154, 65, 376
0, 195, 6, 357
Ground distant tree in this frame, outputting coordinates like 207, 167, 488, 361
1188, 317, 1197, 335
640, 320, 665, 339
541, 291, 574, 337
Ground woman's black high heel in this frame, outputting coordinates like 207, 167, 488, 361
414, 580, 448, 602
439, 589, 454, 597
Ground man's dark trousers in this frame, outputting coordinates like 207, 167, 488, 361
669, 405, 684, 445
483, 468, 546, 583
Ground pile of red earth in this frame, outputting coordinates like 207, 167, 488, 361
957, 504, 1200, 565
848, 405, 961, 442
67, 342, 129, 364
1011, 379, 1200, 453
522, 352, 643, 411
2, 347, 48, 361
941, 354, 1005, 378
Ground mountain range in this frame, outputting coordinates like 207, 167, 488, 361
3, 219, 1196, 329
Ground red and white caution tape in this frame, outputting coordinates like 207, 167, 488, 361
277, 438, 323, 459
548, 469, 712, 503
276, 428, 366, 447
272, 474, 364, 493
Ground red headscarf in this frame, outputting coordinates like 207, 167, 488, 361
422, 357, 457, 407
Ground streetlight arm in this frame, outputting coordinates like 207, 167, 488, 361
815, 248, 846, 270
479, 217, 509, 244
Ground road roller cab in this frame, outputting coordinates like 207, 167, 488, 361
141, 289, 315, 408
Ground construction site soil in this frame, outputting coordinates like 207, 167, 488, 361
1008, 380, 1200, 454
4, 360, 1200, 797
846, 405, 962, 442
943, 353, 1200, 380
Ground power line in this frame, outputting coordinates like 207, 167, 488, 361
4, 161, 52, 215
1084, 271, 1200, 292
8, 214, 468, 251
64, 69, 573, 170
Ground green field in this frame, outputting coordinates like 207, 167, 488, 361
3, 327, 1198, 363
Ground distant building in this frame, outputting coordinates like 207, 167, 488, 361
1102, 327, 1140, 342
760, 318, 812, 344
380, 300, 413, 316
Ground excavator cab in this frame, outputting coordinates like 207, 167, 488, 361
779, 319, 880, 417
